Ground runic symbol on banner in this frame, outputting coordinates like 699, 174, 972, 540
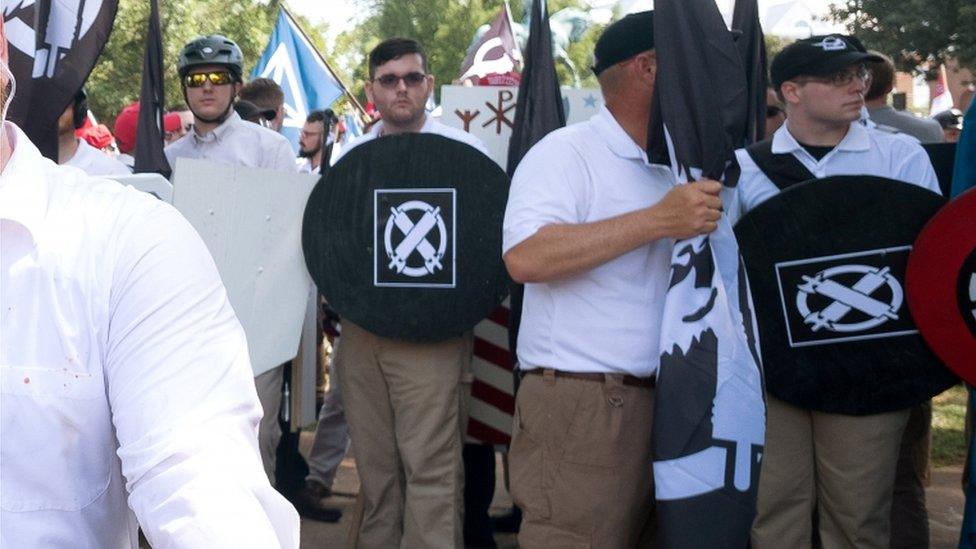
796, 264, 902, 333
384, 200, 448, 277
482, 90, 515, 134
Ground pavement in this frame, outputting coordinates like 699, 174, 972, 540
296, 433, 967, 548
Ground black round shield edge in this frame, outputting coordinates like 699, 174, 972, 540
734, 175, 957, 415
302, 133, 511, 342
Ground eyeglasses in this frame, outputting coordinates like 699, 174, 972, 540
372, 72, 428, 89
300, 130, 323, 139
804, 65, 872, 87
184, 71, 234, 88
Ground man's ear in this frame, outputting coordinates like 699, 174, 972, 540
780, 81, 802, 106
364, 80, 375, 104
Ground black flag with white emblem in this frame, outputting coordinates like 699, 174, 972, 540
648, 1, 765, 547
3, 0, 118, 160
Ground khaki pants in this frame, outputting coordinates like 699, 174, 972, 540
335, 321, 471, 549
255, 365, 285, 486
890, 400, 932, 549
752, 396, 909, 549
510, 370, 656, 549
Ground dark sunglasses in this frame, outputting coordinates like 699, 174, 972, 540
184, 71, 234, 88
766, 105, 784, 118
372, 72, 427, 89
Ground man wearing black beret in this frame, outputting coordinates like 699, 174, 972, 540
503, 11, 729, 547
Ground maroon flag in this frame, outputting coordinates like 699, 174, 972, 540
458, 2, 521, 84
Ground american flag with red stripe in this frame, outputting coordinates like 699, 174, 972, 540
467, 299, 515, 445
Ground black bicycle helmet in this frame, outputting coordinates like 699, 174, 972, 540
178, 34, 244, 81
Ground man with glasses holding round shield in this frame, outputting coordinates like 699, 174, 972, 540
732, 35, 941, 548
330, 37, 488, 549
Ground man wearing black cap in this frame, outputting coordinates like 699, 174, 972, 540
503, 11, 727, 547
731, 35, 940, 548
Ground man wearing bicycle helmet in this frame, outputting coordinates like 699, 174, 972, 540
165, 34, 294, 172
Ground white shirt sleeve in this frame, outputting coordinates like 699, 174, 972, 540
272, 137, 299, 172
893, 141, 942, 195
104, 200, 299, 548
502, 135, 589, 254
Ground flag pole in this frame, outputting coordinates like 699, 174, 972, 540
279, 3, 369, 122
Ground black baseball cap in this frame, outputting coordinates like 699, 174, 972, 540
592, 11, 654, 76
233, 100, 276, 122
771, 35, 883, 88
933, 108, 963, 130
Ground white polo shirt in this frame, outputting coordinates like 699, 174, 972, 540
65, 138, 131, 176
0, 123, 299, 548
338, 115, 489, 159
731, 120, 941, 220
165, 111, 297, 172
503, 106, 683, 378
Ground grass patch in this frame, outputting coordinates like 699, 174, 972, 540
932, 384, 968, 468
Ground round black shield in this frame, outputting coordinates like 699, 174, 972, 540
302, 133, 510, 342
734, 176, 956, 415
907, 186, 976, 385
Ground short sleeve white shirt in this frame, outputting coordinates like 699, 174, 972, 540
731, 121, 941, 221
65, 138, 132, 176
502, 106, 683, 378
165, 112, 297, 173
0, 123, 299, 548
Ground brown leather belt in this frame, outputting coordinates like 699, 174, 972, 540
524, 368, 656, 388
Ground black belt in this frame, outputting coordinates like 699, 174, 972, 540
523, 368, 655, 388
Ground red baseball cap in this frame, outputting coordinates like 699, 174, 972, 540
113, 102, 139, 153
164, 112, 181, 133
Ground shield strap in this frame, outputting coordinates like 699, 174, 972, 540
745, 138, 815, 191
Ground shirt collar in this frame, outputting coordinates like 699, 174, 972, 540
369, 114, 432, 138
0, 122, 51, 242
771, 120, 871, 156
191, 111, 241, 144
590, 105, 651, 164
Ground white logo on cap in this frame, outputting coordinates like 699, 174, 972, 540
813, 37, 847, 52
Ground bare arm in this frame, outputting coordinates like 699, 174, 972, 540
504, 180, 724, 283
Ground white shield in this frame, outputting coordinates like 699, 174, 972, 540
172, 158, 317, 380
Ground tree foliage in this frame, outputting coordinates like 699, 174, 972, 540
828, 0, 976, 73
86, 0, 330, 123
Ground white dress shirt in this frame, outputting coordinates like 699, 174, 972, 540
731, 120, 941, 221
503, 106, 701, 378
165, 112, 297, 173
339, 115, 490, 160
0, 122, 299, 548
65, 138, 132, 176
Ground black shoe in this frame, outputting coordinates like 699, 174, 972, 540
490, 506, 522, 533
295, 480, 342, 523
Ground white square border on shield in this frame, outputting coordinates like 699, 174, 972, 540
773, 245, 918, 348
373, 188, 458, 289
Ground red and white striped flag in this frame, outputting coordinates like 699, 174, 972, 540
930, 64, 954, 116
467, 300, 515, 445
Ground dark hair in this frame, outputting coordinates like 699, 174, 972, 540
240, 77, 285, 108
306, 108, 338, 128
368, 38, 428, 79
73, 88, 89, 130
864, 51, 895, 101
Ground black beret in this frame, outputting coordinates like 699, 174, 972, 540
592, 11, 655, 76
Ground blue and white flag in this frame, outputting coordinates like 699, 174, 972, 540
252, 9, 344, 150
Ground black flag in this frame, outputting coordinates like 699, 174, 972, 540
134, 0, 170, 177
731, 0, 767, 145
3, 0, 118, 160
504, 0, 566, 365
647, 2, 765, 547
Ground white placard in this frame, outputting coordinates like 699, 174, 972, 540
439, 85, 605, 168
172, 158, 318, 376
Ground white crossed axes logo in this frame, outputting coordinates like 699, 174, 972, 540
383, 200, 448, 278
795, 264, 903, 333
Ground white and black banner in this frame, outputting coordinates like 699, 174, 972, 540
2, 0, 118, 159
